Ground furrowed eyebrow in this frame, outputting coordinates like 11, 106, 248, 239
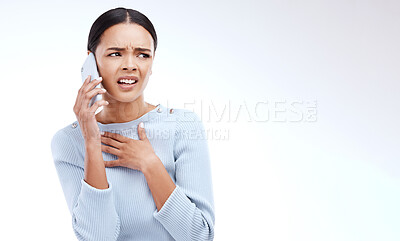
106, 47, 152, 53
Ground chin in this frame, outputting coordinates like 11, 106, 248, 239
111, 92, 142, 103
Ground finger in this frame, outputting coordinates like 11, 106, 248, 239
101, 143, 121, 156
76, 75, 92, 103
81, 75, 91, 90
89, 77, 103, 89
85, 75, 91, 84
88, 99, 109, 113
104, 159, 121, 168
79, 75, 93, 96
84, 77, 103, 93
101, 135, 122, 149
84, 87, 107, 104
101, 131, 130, 143
138, 122, 148, 141
77, 76, 99, 108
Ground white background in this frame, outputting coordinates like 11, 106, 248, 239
1, 0, 399, 240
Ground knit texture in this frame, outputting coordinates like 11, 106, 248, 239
50, 104, 215, 241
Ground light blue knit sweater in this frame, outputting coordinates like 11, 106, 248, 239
50, 103, 215, 241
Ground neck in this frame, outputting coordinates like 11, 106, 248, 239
95, 95, 155, 124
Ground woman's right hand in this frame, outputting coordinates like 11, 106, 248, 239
73, 75, 108, 142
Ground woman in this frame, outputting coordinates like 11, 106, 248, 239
50, 7, 215, 241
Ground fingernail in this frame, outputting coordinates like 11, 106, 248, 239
100, 131, 105, 135
98, 77, 103, 81
139, 122, 144, 128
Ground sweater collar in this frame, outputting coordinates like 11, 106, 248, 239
97, 103, 163, 131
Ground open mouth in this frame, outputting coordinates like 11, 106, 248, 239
117, 78, 138, 90
117, 79, 137, 85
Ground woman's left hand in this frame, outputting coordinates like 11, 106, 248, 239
100, 122, 158, 171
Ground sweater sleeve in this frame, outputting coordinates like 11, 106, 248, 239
51, 129, 121, 241
153, 111, 215, 241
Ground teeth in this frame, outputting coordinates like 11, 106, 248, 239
119, 79, 136, 84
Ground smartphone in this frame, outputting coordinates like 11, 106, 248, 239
81, 52, 102, 108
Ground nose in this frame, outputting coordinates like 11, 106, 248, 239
123, 66, 137, 71
122, 55, 137, 71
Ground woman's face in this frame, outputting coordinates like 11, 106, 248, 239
90, 23, 155, 103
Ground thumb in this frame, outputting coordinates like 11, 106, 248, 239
104, 159, 120, 168
138, 122, 148, 141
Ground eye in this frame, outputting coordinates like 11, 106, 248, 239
138, 53, 150, 58
108, 52, 121, 57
